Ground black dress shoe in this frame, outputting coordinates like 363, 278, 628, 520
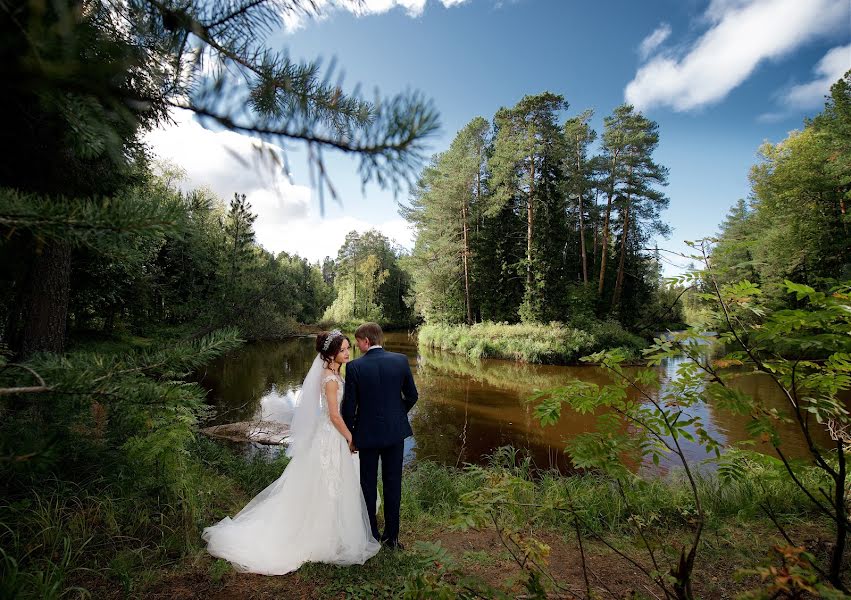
381, 539, 404, 551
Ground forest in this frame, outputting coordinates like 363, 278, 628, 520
403, 96, 671, 328
1, 0, 849, 597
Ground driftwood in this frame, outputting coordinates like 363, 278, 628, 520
200, 420, 290, 445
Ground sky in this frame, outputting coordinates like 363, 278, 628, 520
146, 0, 851, 275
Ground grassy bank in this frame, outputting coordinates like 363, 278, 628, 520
2, 323, 843, 598
3, 434, 836, 598
418, 321, 646, 364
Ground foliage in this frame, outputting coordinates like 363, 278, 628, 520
402, 117, 490, 325
708, 72, 851, 307
0, 329, 244, 597
322, 230, 414, 327
521, 267, 851, 597
1, 0, 438, 356
737, 545, 850, 600
418, 320, 645, 364
1, 170, 334, 343
403, 95, 672, 330
0, 429, 835, 598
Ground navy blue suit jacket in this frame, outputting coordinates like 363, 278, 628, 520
342, 348, 418, 449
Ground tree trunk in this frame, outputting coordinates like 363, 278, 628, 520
611, 195, 631, 309
353, 272, 358, 319
592, 188, 599, 274
461, 189, 473, 325
527, 154, 535, 290
576, 136, 588, 285
598, 151, 619, 297
20, 240, 72, 357
597, 192, 614, 296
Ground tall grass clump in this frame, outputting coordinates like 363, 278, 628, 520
411, 448, 809, 536
418, 320, 645, 364
401, 461, 486, 525
418, 322, 645, 364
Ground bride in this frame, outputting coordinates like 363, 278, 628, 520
202, 331, 381, 575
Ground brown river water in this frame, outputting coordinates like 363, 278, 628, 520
196, 332, 840, 474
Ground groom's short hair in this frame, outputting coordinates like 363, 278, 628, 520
355, 322, 383, 346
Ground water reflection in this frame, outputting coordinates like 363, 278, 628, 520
198, 338, 315, 425
196, 332, 842, 472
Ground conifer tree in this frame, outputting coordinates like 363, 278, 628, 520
1, 0, 438, 355
489, 93, 568, 321
563, 110, 596, 286
403, 117, 490, 324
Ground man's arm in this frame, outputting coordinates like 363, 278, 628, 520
342, 362, 358, 433
401, 359, 418, 412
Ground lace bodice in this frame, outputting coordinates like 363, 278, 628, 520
320, 372, 344, 410
318, 371, 346, 498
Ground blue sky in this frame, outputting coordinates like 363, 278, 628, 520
148, 0, 850, 274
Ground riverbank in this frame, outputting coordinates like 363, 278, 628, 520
26, 440, 837, 599
106, 520, 837, 599
6, 327, 845, 598
418, 321, 646, 364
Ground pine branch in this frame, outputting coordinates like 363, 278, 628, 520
0, 187, 183, 247
140, 0, 439, 192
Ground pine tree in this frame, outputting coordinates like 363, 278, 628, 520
1, 0, 438, 356
609, 108, 669, 310
223, 193, 258, 313
489, 93, 568, 321
402, 117, 490, 324
563, 110, 597, 286
595, 104, 668, 311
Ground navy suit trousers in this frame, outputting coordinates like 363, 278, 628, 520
358, 441, 404, 544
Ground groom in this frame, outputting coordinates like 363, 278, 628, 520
342, 322, 418, 550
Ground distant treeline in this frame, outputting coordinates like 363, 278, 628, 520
684, 71, 851, 321
403, 94, 679, 330
0, 169, 334, 346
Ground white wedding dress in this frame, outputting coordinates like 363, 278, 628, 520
202, 356, 380, 575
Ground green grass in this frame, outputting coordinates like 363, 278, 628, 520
418, 320, 646, 364
0, 440, 833, 598
407, 445, 826, 543
299, 547, 426, 598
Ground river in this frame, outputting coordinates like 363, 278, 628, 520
196, 332, 838, 473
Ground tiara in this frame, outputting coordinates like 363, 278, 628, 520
322, 330, 343, 352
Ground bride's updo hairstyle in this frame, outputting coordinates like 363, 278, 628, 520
316, 330, 350, 365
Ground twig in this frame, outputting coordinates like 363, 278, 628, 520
574, 513, 591, 599
0, 363, 51, 396
0, 385, 51, 396
773, 446, 839, 526
588, 567, 618, 599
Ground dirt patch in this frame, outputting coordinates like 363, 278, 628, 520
143, 570, 317, 600
91, 522, 838, 599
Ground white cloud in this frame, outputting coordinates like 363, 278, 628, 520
638, 23, 671, 60
145, 109, 311, 224
625, 0, 850, 112
781, 43, 851, 109
255, 216, 414, 262
145, 109, 413, 262
283, 0, 469, 29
